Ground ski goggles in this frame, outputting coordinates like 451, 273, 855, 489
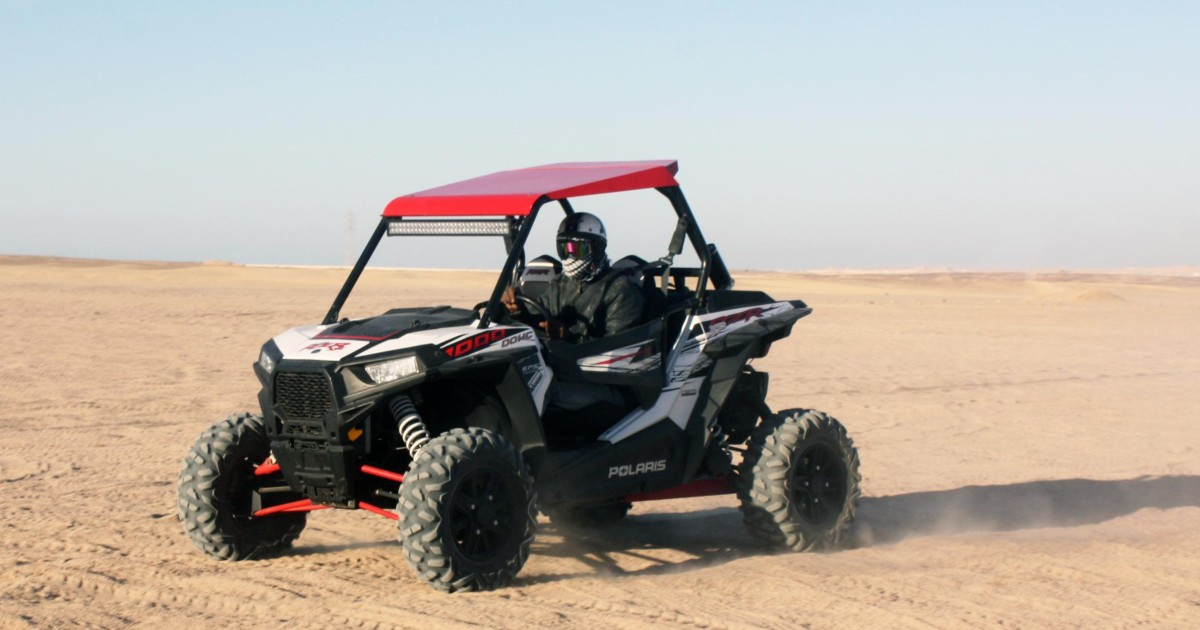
556, 236, 595, 259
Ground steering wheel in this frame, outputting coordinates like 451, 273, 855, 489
472, 296, 552, 327
515, 295, 551, 321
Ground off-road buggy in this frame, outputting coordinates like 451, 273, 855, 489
177, 161, 861, 592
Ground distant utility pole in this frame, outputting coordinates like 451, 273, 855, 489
345, 211, 356, 267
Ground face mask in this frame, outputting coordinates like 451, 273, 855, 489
562, 255, 591, 279
558, 237, 607, 281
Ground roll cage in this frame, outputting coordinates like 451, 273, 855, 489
324, 159, 729, 326
323, 161, 733, 327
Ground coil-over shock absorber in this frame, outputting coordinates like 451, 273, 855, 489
390, 394, 430, 455
703, 423, 734, 476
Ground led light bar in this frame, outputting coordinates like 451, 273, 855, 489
387, 219, 510, 237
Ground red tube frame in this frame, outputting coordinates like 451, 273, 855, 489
253, 499, 330, 517
252, 463, 408, 520
360, 465, 405, 484
624, 477, 734, 503
254, 461, 731, 518
357, 500, 399, 520
254, 461, 281, 476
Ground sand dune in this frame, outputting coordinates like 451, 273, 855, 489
1, 256, 1198, 628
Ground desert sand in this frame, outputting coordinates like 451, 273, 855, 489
1, 256, 1198, 628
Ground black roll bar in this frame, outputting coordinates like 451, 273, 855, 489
656, 186, 714, 300
325, 184, 712, 328
478, 198, 546, 328
323, 218, 388, 325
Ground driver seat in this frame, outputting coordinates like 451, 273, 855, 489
519, 254, 561, 300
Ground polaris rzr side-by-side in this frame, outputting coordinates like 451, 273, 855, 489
177, 160, 862, 592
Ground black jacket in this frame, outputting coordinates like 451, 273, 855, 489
535, 266, 644, 342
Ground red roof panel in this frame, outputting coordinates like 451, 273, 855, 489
383, 160, 679, 217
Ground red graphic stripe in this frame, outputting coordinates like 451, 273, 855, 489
313, 331, 397, 341
594, 349, 642, 366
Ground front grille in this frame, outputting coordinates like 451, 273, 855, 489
274, 372, 333, 422
282, 422, 325, 438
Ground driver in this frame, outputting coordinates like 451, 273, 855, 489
503, 212, 643, 343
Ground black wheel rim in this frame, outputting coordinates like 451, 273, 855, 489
789, 443, 847, 526
449, 467, 514, 562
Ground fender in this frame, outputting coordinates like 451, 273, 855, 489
420, 351, 549, 467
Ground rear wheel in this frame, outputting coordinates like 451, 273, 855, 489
398, 428, 537, 592
736, 409, 860, 551
177, 412, 306, 560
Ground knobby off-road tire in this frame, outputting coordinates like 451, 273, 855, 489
177, 412, 306, 560
543, 501, 631, 529
737, 409, 861, 551
398, 428, 537, 593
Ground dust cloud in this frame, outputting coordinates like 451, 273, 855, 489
852, 475, 1200, 547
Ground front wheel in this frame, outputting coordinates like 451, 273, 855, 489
398, 428, 537, 593
177, 412, 306, 560
736, 409, 860, 551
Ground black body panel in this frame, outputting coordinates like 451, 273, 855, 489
260, 363, 364, 505
537, 421, 689, 504
706, 290, 789, 311
259, 330, 550, 507
317, 306, 476, 340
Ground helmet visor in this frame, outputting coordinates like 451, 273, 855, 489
556, 236, 594, 259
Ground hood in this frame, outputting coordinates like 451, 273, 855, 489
319, 306, 477, 340
270, 306, 480, 362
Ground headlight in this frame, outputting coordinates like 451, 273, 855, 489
365, 355, 421, 384
258, 350, 275, 374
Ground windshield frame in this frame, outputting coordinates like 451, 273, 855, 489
322, 187, 714, 328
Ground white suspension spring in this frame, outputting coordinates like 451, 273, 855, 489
390, 394, 429, 454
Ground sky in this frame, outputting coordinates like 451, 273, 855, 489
1, 1, 1197, 271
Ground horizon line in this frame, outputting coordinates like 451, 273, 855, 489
2, 253, 1198, 278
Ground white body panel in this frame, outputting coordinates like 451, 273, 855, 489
578, 340, 661, 374
270, 300, 795, 443
599, 302, 796, 443
273, 321, 553, 414
274, 325, 368, 361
